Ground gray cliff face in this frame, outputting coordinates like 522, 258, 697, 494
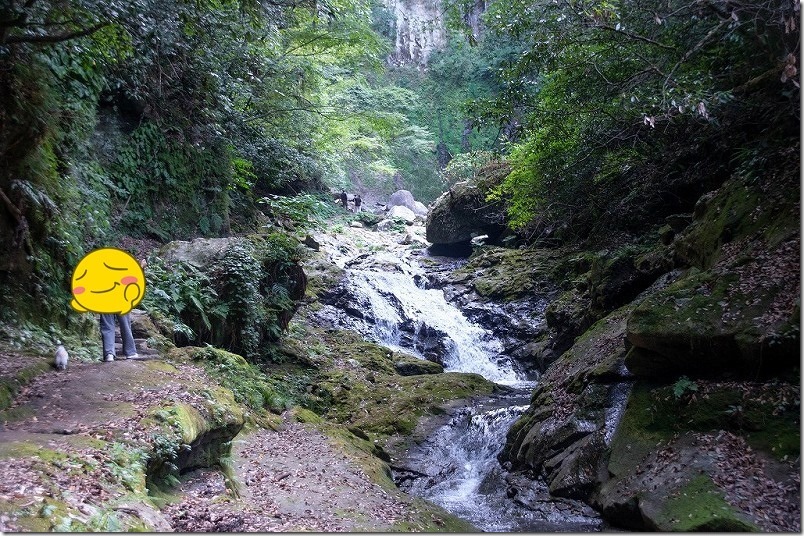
383, 0, 446, 67
382, 0, 487, 67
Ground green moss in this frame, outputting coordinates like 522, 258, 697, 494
611, 380, 800, 477
317, 370, 495, 437
657, 475, 758, 531
0, 357, 52, 411
188, 346, 289, 416
676, 173, 797, 270
0, 441, 70, 464
453, 246, 562, 301
144, 360, 179, 374
608, 384, 674, 478
291, 406, 324, 424
390, 497, 479, 532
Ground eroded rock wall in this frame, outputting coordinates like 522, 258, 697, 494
384, 0, 447, 67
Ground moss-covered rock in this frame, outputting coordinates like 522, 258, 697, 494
588, 245, 672, 315
425, 162, 510, 246
453, 246, 563, 302
502, 305, 634, 500
626, 251, 799, 379
627, 168, 800, 379
147, 234, 307, 360
394, 356, 444, 376
592, 376, 799, 531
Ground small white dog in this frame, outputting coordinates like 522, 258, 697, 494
55, 342, 69, 371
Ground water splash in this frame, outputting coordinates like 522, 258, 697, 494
348, 268, 526, 386
400, 402, 600, 532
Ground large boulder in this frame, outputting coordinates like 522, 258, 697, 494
425, 162, 510, 247
388, 189, 416, 211
387, 189, 427, 217
388, 205, 416, 224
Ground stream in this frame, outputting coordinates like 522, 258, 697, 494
314, 234, 603, 532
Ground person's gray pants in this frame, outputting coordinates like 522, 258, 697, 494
100, 314, 137, 358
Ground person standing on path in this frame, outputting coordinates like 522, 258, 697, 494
354, 194, 362, 213
100, 313, 138, 362
340, 190, 348, 209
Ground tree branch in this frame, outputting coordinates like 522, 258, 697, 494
596, 24, 676, 50
5, 21, 109, 45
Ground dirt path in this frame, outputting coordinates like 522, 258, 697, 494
164, 423, 452, 532
0, 353, 471, 532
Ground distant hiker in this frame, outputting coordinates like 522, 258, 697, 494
354, 194, 362, 213
340, 190, 348, 208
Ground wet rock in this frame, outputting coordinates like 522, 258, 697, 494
394, 357, 444, 376
545, 432, 606, 499
501, 306, 634, 501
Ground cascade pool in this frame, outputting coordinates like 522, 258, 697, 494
317, 242, 600, 531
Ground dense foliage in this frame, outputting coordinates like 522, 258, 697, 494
448, 0, 801, 238
0, 0, 388, 326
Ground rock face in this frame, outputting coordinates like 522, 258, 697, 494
434, 153, 800, 531
425, 163, 510, 248
383, 0, 446, 67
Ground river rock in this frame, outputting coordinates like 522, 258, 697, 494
425, 162, 510, 247
388, 189, 416, 210
302, 234, 320, 250
389, 205, 416, 223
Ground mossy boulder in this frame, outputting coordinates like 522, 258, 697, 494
425, 162, 510, 247
452, 246, 562, 302
626, 255, 799, 379
588, 245, 672, 315
502, 305, 634, 500
594, 378, 799, 531
394, 356, 444, 376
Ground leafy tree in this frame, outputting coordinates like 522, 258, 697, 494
451, 0, 800, 236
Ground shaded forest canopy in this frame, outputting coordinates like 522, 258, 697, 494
0, 0, 800, 332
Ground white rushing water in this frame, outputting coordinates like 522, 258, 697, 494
349, 268, 528, 386
327, 241, 599, 531
402, 402, 600, 532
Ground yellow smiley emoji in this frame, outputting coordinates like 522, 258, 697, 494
70, 248, 146, 315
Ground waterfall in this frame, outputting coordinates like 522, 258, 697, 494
317, 237, 599, 530
348, 268, 529, 386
